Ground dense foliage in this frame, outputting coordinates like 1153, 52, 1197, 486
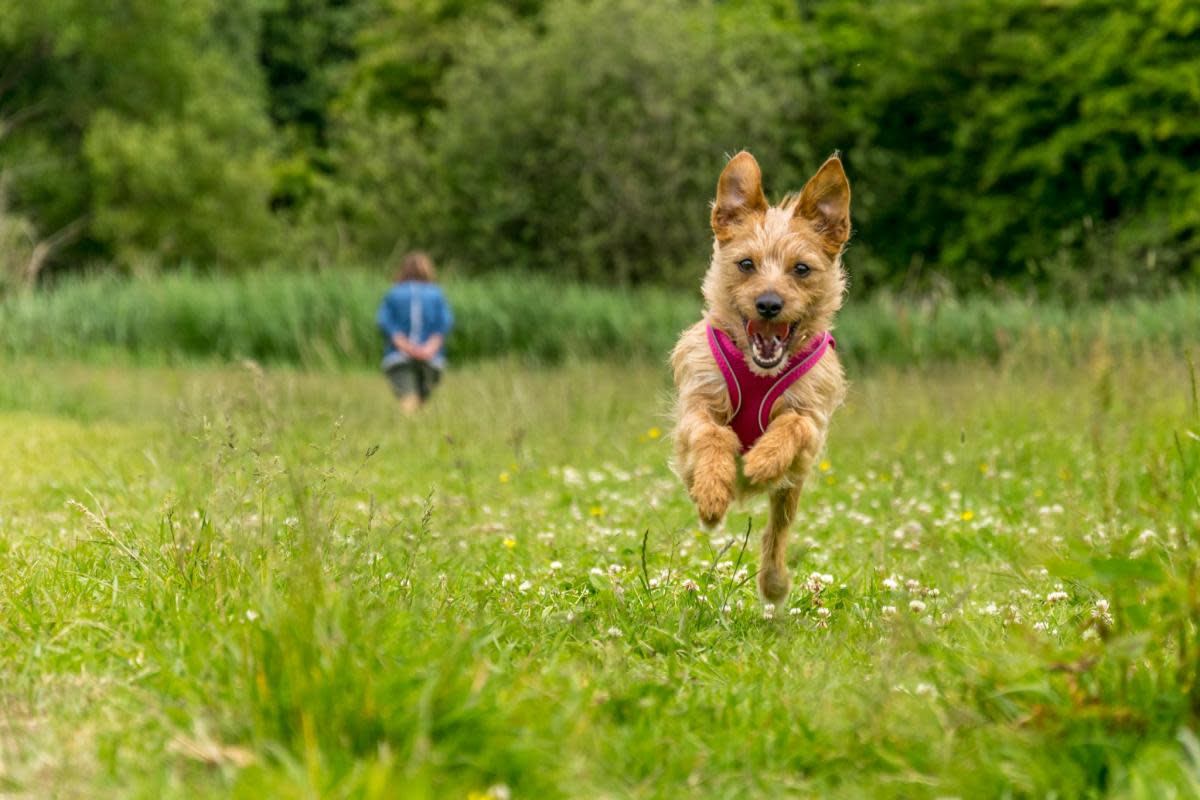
1, 0, 1197, 294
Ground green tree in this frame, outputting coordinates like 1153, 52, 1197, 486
0, 0, 278, 272
388, 0, 818, 284
808, 0, 1200, 294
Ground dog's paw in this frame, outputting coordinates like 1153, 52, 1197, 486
758, 565, 792, 604
690, 474, 732, 528
742, 442, 792, 486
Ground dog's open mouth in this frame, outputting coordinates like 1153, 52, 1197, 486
745, 319, 794, 369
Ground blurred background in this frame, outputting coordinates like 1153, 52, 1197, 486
1, 0, 1197, 364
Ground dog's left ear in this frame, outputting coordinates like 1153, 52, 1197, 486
796, 155, 851, 253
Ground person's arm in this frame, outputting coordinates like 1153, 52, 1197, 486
391, 331, 425, 358
411, 289, 450, 361
380, 288, 425, 358
413, 333, 443, 361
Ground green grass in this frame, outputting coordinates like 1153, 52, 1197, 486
1, 350, 1199, 797
3, 269, 1199, 368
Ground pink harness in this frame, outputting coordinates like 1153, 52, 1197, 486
706, 323, 835, 453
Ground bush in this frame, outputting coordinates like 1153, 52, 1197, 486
810, 0, 1200, 293
345, 0, 818, 285
0, 0, 279, 270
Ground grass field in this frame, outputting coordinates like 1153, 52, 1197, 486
2, 350, 1199, 798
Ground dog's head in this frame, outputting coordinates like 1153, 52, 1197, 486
702, 151, 850, 374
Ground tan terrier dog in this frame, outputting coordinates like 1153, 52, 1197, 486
671, 151, 850, 604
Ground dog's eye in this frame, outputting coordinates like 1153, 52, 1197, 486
737, 258, 755, 273
792, 263, 812, 277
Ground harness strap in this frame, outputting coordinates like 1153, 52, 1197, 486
705, 323, 835, 452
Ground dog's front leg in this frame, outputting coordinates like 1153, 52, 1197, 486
675, 410, 739, 528
743, 411, 822, 487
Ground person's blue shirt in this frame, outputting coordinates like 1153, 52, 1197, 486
377, 281, 454, 369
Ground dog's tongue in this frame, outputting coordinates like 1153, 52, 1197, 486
747, 319, 790, 340
746, 319, 792, 365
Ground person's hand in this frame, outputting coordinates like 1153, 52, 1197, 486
413, 342, 437, 361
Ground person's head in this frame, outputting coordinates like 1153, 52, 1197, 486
395, 251, 436, 283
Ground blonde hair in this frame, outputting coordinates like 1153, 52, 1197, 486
395, 251, 436, 283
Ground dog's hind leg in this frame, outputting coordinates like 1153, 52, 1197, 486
758, 483, 803, 603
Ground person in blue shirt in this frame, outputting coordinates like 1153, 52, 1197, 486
376, 251, 454, 413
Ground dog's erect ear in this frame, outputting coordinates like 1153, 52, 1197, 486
796, 155, 851, 252
712, 151, 767, 240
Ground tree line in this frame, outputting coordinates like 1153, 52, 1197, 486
1, 0, 1196, 296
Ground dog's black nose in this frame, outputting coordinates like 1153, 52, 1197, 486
755, 292, 783, 319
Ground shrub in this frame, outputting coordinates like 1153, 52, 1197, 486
410, 0, 818, 285
810, 0, 1200, 293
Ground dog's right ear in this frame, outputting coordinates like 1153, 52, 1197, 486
712, 151, 767, 241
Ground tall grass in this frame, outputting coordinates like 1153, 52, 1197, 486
2, 269, 1197, 368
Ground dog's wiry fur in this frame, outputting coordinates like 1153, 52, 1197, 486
671, 151, 850, 604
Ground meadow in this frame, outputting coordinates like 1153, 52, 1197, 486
1, 342, 1198, 798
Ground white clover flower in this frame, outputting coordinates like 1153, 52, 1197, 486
245, 610, 259, 622
606, 626, 623, 639
549, 560, 563, 571
607, 563, 623, 575
682, 578, 699, 592
909, 600, 927, 614
1092, 598, 1114, 625
589, 567, 604, 577
881, 605, 897, 617
1046, 590, 1069, 604
518, 580, 533, 593
882, 576, 900, 591
789, 607, 804, 616
1033, 621, 1048, 631
762, 603, 775, 619
914, 682, 937, 697
816, 607, 831, 619
502, 573, 516, 584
